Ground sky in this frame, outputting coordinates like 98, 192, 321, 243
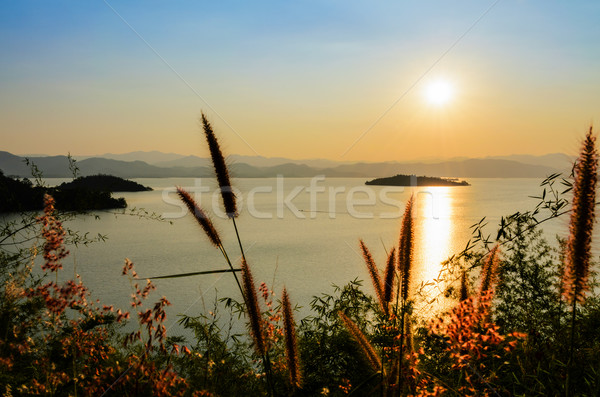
1, 1, 600, 162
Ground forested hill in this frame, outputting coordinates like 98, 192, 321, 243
58, 175, 152, 192
0, 170, 127, 212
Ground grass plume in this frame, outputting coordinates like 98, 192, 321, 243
359, 239, 385, 313
240, 259, 265, 355
563, 127, 598, 304
398, 196, 414, 303
175, 186, 244, 296
564, 128, 598, 395
383, 247, 396, 305
339, 311, 381, 371
176, 187, 221, 247
282, 287, 301, 388
199, 113, 274, 395
479, 245, 499, 298
395, 196, 414, 394
201, 112, 238, 218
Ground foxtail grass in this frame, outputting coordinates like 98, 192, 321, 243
398, 196, 414, 303
201, 113, 248, 276
201, 112, 238, 218
395, 196, 414, 396
360, 239, 386, 314
564, 128, 598, 396
478, 246, 499, 321
241, 259, 265, 355
383, 248, 396, 305
176, 187, 222, 247
199, 113, 276, 396
563, 127, 598, 304
339, 311, 382, 371
176, 186, 243, 296
282, 287, 301, 389
479, 245, 499, 298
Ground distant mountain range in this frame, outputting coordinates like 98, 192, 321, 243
0, 151, 573, 179
77, 152, 353, 169
77, 151, 573, 170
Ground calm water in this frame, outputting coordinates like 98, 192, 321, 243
26, 177, 571, 336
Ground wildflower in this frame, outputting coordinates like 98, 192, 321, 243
38, 195, 69, 272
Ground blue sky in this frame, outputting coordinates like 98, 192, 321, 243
1, 1, 600, 161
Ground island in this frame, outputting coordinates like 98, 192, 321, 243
365, 174, 470, 187
58, 174, 152, 192
0, 171, 146, 212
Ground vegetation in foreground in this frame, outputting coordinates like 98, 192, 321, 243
0, 123, 599, 396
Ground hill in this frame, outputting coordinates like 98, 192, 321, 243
487, 153, 574, 169
58, 175, 152, 192
0, 170, 46, 212
80, 151, 186, 164
0, 170, 127, 212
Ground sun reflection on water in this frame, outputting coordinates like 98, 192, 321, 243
413, 187, 455, 315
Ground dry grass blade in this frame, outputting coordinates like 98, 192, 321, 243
282, 287, 301, 388
176, 187, 221, 247
338, 311, 381, 371
360, 239, 385, 313
563, 127, 598, 304
145, 268, 241, 280
383, 248, 396, 304
240, 259, 265, 355
201, 112, 238, 218
398, 196, 414, 303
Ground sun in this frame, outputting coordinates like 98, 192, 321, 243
424, 79, 454, 106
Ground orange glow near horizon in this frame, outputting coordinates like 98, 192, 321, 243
1, 3, 599, 162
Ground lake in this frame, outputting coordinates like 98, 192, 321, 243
30, 177, 572, 336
